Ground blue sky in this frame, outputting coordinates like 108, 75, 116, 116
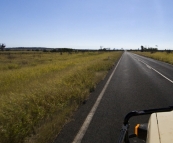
1, 0, 173, 50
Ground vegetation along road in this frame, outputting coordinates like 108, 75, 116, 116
54, 51, 173, 143
0, 51, 122, 143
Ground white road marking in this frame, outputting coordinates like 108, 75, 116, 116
146, 65, 152, 69
72, 55, 123, 143
132, 55, 173, 84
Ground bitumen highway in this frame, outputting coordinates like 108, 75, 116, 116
53, 51, 173, 143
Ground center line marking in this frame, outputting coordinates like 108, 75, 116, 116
132, 55, 173, 84
72, 54, 123, 143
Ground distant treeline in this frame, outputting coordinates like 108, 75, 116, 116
128, 46, 172, 53
141, 45, 158, 52
3, 47, 124, 52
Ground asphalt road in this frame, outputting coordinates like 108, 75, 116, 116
54, 51, 173, 143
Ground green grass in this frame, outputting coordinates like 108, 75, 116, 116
133, 51, 173, 65
0, 51, 122, 143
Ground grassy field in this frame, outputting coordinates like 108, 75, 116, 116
0, 51, 122, 143
133, 51, 173, 65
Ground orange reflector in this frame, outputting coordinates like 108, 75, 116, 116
135, 124, 140, 136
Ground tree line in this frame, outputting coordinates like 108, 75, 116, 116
141, 45, 158, 52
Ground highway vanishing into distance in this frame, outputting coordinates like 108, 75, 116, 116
54, 52, 173, 143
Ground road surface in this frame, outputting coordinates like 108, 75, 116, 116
54, 51, 173, 143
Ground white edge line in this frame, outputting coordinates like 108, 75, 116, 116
72, 54, 123, 143
133, 56, 173, 84
152, 67, 173, 83
133, 53, 173, 67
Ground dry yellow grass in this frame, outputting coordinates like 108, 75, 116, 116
0, 51, 122, 143
133, 51, 173, 65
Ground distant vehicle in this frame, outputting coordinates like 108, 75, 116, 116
118, 106, 173, 143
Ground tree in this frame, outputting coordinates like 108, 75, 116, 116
141, 45, 144, 52
0, 43, 6, 51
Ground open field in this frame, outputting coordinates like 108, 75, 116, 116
133, 51, 173, 65
0, 51, 122, 143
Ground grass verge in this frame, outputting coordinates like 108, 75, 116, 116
0, 51, 123, 143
